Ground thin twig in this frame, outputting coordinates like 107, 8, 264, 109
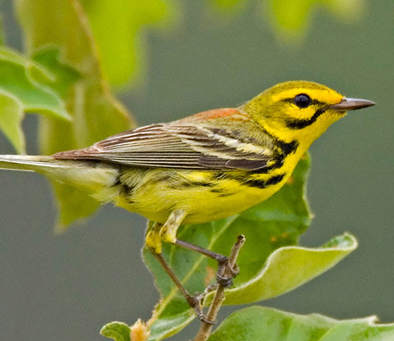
193, 235, 245, 341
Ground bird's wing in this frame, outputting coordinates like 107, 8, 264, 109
54, 118, 275, 171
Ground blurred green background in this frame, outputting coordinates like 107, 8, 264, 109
0, 1, 393, 340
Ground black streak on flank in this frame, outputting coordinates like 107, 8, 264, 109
251, 125, 299, 175
210, 188, 234, 197
246, 174, 285, 189
249, 138, 298, 175
286, 108, 326, 130
275, 139, 299, 156
265, 174, 285, 186
182, 181, 215, 188
258, 123, 299, 157
121, 183, 135, 199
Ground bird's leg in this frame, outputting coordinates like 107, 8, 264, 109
158, 210, 187, 244
145, 210, 239, 321
147, 244, 208, 321
145, 221, 163, 254
146, 220, 210, 322
158, 210, 239, 286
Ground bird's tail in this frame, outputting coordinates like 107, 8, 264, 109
0, 154, 119, 195
0, 154, 70, 173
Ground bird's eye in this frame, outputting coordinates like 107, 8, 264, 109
294, 94, 312, 109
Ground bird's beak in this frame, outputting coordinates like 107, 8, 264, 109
328, 97, 376, 111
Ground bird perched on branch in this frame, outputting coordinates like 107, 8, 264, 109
0, 81, 375, 319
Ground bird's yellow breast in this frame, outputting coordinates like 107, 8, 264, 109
110, 153, 301, 225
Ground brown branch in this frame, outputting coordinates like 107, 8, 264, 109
194, 235, 245, 341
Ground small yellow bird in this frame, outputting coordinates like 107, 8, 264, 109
0, 81, 374, 316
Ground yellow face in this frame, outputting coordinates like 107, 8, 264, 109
243, 81, 371, 147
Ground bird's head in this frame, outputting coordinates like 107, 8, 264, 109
242, 81, 375, 148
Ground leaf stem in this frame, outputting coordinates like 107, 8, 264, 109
194, 235, 245, 341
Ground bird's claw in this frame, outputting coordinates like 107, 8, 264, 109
186, 292, 217, 324
216, 257, 239, 287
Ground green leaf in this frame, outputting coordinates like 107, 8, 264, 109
51, 181, 101, 230
269, 0, 313, 36
210, 233, 357, 305
0, 91, 25, 153
143, 233, 356, 340
208, 0, 365, 44
32, 46, 82, 99
265, 0, 366, 42
80, 0, 179, 88
101, 322, 131, 341
0, 47, 70, 120
0, 47, 73, 152
208, 306, 394, 341
102, 319, 153, 341
16, 0, 135, 228
209, 0, 365, 43
325, 0, 365, 21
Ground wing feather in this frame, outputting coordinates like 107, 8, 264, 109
54, 121, 275, 171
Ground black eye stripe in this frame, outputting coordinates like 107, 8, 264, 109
285, 108, 326, 130
280, 96, 327, 129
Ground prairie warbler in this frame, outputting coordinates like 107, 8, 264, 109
0, 81, 375, 318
